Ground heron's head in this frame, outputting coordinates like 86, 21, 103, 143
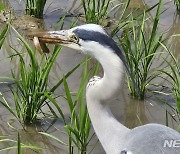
32, 24, 124, 61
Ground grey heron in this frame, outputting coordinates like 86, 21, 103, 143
33, 24, 180, 154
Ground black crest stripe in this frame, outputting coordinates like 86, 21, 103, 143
73, 28, 127, 67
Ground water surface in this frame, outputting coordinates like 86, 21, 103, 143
0, 0, 179, 153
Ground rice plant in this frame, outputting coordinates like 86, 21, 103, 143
0, 22, 9, 105
64, 58, 92, 154
8, 27, 62, 125
119, 0, 163, 100
111, 1, 158, 37
160, 43, 180, 114
39, 58, 97, 154
81, 0, 112, 24
17, 133, 22, 154
0, 24, 9, 49
0, 25, 81, 125
25, 0, 47, 18
174, 0, 180, 13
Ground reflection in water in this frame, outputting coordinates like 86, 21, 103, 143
18, 122, 68, 154
124, 100, 149, 128
128, 0, 148, 10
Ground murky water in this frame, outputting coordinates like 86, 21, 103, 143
0, 0, 180, 153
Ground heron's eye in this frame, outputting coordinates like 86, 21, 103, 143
71, 34, 79, 43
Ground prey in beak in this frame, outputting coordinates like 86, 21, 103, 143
27, 30, 80, 54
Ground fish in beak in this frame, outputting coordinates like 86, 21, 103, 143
27, 30, 79, 54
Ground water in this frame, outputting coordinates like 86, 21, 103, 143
0, 0, 179, 153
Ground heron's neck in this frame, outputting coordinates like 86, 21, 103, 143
86, 52, 129, 154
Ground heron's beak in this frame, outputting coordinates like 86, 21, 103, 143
27, 30, 73, 53
31, 30, 72, 44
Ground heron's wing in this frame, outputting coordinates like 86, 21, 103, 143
122, 124, 180, 154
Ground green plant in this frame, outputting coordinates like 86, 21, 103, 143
160, 43, 180, 114
11, 28, 62, 125
0, 2, 5, 12
119, 0, 163, 100
17, 133, 22, 154
110, 0, 131, 36
111, 1, 158, 37
0, 21, 9, 109
63, 58, 92, 154
0, 24, 9, 49
25, 0, 47, 18
39, 58, 98, 154
81, 0, 112, 24
0, 133, 41, 153
0, 25, 81, 125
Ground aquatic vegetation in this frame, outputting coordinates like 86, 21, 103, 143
81, 0, 112, 24
81, 0, 132, 27
160, 43, 180, 115
18, 133, 22, 154
0, 133, 42, 153
64, 58, 92, 154
111, 1, 158, 36
0, 23, 9, 105
0, 0, 180, 153
0, 24, 9, 49
25, 0, 47, 18
0, 25, 81, 125
40, 58, 97, 154
8, 28, 62, 125
119, 0, 163, 100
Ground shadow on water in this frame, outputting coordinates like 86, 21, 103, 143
0, 0, 179, 153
